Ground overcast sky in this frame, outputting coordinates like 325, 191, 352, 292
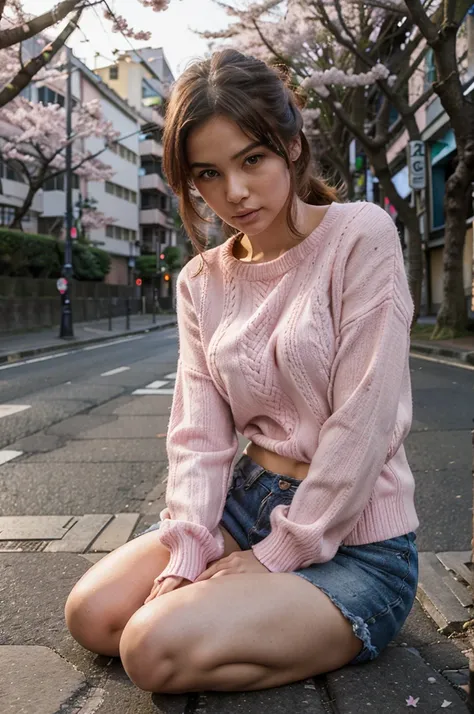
22, 0, 230, 78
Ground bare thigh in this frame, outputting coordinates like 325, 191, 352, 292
64, 524, 240, 656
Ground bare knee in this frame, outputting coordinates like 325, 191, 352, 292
120, 596, 204, 693
65, 582, 122, 656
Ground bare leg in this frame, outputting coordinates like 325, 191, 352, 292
119, 572, 363, 693
64, 526, 241, 656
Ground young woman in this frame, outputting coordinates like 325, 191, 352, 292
65, 49, 419, 695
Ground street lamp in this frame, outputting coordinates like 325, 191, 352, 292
59, 46, 74, 339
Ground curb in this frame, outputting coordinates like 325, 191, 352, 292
0, 318, 178, 366
410, 340, 474, 366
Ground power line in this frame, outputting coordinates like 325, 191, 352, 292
100, 0, 164, 84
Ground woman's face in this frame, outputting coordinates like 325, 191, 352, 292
186, 115, 292, 236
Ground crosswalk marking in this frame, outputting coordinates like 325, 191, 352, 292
132, 378, 176, 396
0, 450, 23, 465
0, 405, 31, 419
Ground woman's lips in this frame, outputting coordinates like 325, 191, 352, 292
233, 209, 261, 224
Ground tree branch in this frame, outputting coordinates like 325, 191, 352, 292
0, 11, 81, 107
403, 0, 438, 42
0, 0, 83, 50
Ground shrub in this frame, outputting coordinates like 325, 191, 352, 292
0, 227, 109, 280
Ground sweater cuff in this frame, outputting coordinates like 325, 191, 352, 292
252, 526, 330, 573
156, 520, 224, 583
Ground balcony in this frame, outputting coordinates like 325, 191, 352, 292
140, 208, 168, 227
140, 173, 169, 195
139, 139, 163, 159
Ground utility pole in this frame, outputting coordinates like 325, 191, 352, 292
59, 46, 74, 339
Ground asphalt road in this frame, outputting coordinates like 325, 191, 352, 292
0, 329, 472, 554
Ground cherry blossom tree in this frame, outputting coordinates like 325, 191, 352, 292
0, 96, 120, 228
0, 0, 171, 107
204, 0, 472, 331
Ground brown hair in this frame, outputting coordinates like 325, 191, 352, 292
163, 49, 339, 271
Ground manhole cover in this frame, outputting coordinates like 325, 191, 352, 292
0, 540, 49, 552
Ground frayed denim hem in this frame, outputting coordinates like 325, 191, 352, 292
292, 571, 379, 665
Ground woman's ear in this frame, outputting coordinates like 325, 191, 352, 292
288, 136, 302, 162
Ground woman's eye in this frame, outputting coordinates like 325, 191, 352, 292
199, 169, 218, 180
245, 154, 264, 166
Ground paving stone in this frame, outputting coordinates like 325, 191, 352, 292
91, 395, 173, 417
0, 462, 166, 516
45, 514, 112, 553
418, 642, 470, 673
0, 645, 87, 714
0, 515, 77, 540
46, 414, 118, 436
417, 552, 472, 633
90, 513, 140, 552
49, 415, 171, 439
327, 646, 469, 713
193, 679, 327, 713
7, 433, 65, 453
26, 440, 168, 463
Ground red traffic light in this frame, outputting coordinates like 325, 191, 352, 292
160, 253, 165, 260
135, 278, 142, 286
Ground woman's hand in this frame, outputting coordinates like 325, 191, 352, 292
194, 550, 269, 582
144, 575, 191, 604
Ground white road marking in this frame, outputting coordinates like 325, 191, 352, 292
164, 372, 177, 379
132, 388, 175, 395
132, 378, 176, 396
0, 352, 72, 371
83, 336, 144, 351
101, 366, 130, 376
0, 404, 31, 418
410, 352, 474, 371
144, 380, 168, 389
0, 450, 23, 465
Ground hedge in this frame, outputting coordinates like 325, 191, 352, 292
0, 227, 110, 280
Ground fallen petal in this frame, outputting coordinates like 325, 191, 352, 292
406, 695, 420, 707
441, 702, 451, 709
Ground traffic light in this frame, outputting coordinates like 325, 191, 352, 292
160, 253, 165, 261
135, 278, 142, 287
163, 273, 170, 282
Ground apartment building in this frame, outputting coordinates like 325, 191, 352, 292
95, 48, 178, 259
0, 40, 142, 285
385, 12, 474, 318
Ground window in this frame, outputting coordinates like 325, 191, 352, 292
43, 173, 79, 191
0, 205, 16, 225
105, 180, 137, 202
5, 160, 25, 183
109, 66, 119, 80
37, 86, 65, 107
106, 225, 114, 237
424, 49, 437, 91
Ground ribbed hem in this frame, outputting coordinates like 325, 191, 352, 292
156, 520, 224, 583
343, 494, 418, 546
252, 495, 419, 572
220, 201, 345, 281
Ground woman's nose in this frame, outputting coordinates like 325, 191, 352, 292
226, 175, 250, 204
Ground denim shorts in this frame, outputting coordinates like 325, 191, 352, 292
141, 453, 418, 665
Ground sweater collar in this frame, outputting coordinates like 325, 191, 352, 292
220, 201, 342, 281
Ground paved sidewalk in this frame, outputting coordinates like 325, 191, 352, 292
0, 313, 178, 364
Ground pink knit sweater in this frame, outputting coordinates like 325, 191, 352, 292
156, 200, 419, 583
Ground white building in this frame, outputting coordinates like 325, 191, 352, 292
0, 42, 143, 285
95, 48, 178, 258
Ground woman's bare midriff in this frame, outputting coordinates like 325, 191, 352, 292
244, 442, 310, 480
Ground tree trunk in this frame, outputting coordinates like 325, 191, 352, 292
10, 184, 38, 230
432, 149, 472, 338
